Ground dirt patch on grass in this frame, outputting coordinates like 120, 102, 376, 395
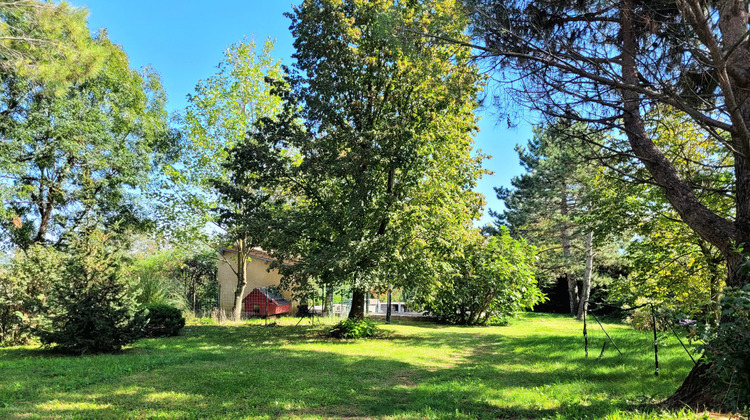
390, 370, 419, 388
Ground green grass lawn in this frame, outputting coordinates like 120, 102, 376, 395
0, 313, 704, 419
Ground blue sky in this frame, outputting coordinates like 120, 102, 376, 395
70, 0, 535, 226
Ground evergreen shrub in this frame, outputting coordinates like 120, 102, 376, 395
143, 303, 185, 337
39, 230, 146, 354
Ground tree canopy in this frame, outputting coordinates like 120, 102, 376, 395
218, 0, 486, 319
0, 0, 106, 90
0, 27, 175, 250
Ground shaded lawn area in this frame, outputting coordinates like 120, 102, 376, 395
0, 313, 701, 419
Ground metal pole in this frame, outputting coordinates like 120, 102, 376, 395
666, 320, 697, 365
651, 304, 658, 376
591, 313, 623, 355
386, 283, 392, 324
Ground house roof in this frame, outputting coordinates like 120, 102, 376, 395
257, 288, 291, 306
218, 246, 295, 266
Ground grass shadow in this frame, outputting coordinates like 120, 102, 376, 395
0, 315, 697, 419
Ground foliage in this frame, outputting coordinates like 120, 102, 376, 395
0, 25, 176, 250
328, 318, 377, 339
622, 298, 667, 332
423, 228, 544, 325
593, 109, 730, 323
158, 38, 284, 319
178, 251, 218, 314
38, 229, 146, 354
219, 0, 486, 319
126, 249, 217, 313
700, 285, 750, 411
0, 314, 698, 418
466, 1, 750, 405
493, 121, 612, 318
0, 0, 106, 90
0, 245, 62, 346
142, 304, 185, 338
157, 38, 284, 241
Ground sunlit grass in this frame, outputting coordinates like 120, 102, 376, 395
0, 313, 704, 419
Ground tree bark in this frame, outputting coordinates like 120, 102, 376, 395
620, 0, 749, 408
231, 238, 249, 321
576, 232, 593, 320
662, 362, 718, 410
348, 288, 366, 320
322, 284, 333, 317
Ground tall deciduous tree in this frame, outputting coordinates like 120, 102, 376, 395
465, 0, 749, 408
219, 0, 485, 320
0, 28, 174, 250
157, 39, 284, 319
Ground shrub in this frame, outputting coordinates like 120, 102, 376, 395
624, 298, 668, 332
0, 245, 62, 346
38, 230, 146, 354
424, 228, 545, 325
143, 304, 185, 337
701, 284, 750, 411
328, 318, 377, 339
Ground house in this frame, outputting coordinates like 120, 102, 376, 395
217, 247, 298, 317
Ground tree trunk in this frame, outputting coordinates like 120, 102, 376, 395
348, 288, 366, 320
662, 362, 718, 410
231, 238, 248, 321
576, 232, 593, 320
322, 285, 333, 317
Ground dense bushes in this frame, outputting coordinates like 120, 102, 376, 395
0, 228, 210, 352
127, 250, 217, 314
423, 228, 545, 325
701, 285, 750, 411
0, 246, 62, 346
143, 304, 185, 337
38, 231, 146, 354
328, 318, 377, 339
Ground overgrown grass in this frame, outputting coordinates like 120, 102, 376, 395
0, 313, 706, 419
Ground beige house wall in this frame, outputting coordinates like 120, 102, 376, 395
217, 250, 298, 315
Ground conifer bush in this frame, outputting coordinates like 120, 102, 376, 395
38, 230, 146, 354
